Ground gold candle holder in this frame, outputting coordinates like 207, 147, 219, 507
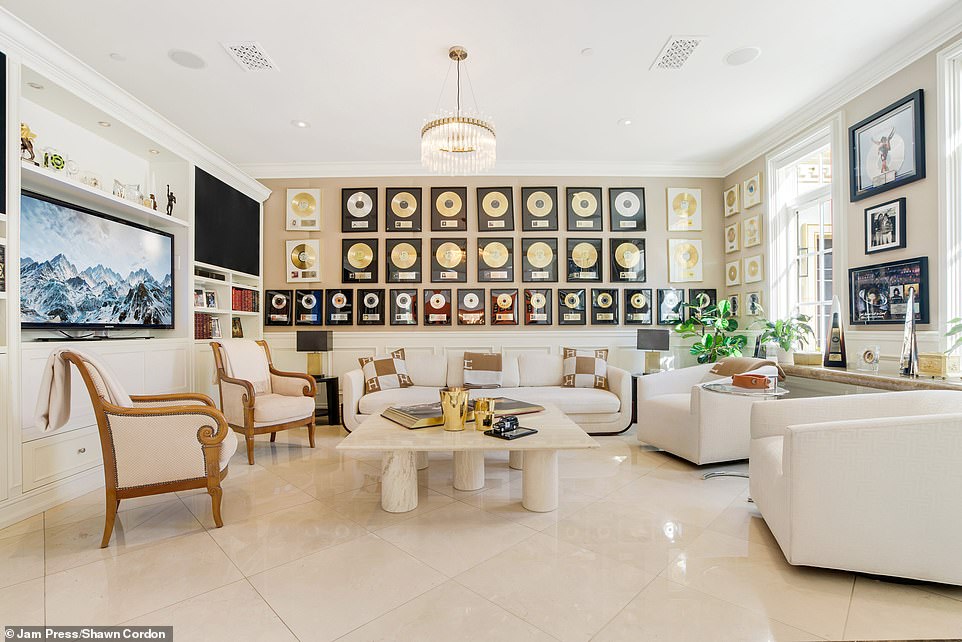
474, 397, 497, 431
439, 387, 469, 431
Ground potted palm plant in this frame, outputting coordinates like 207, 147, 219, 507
673, 296, 748, 364
752, 312, 816, 365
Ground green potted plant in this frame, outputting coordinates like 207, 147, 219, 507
752, 312, 816, 365
673, 296, 748, 364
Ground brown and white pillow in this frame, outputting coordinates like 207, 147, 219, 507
463, 352, 503, 389
358, 348, 413, 394
562, 347, 609, 390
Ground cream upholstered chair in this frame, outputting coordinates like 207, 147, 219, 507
750, 390, 962, 585
211, 339, 317, 464
62, 351, 237, 548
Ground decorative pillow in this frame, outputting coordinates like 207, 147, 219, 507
562, 347, 609, 390
358, 348, 413, 394
463, 352, 503, 389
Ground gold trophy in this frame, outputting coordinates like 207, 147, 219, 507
439, 387, 469, 431
473, 397, 497, 431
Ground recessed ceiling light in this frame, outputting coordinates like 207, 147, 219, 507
148, 149, 161, 155
97, 121, 111, 128
290, 119, 311, 128
618, 118, 632, 126
26, 81, 44, 90
168, 49, 206, 70
108, 52, 126, 62
724, 46, 761, 66
580, 47, 594, 56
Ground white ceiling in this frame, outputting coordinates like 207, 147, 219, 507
3, 0, 959, 175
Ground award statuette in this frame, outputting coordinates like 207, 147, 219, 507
558, 288, 586, 326
389, 289, 418, 326
899, 288, 920, 376
823, 296, 848, 368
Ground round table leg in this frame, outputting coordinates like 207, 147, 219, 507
381, 451, 418, 513
522, 450, 558, 512
453, 451, 485, 491
508, 451, 524, 470
415, 451, 429, 470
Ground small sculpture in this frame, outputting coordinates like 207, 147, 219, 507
20, 123, 38, 165
166, 184, 176, 216
148, 193, 158, 211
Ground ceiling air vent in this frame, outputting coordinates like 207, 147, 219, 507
223, 41, 277, 72
651, 36, 703, 70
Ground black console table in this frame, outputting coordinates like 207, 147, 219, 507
311, 375, 341, 427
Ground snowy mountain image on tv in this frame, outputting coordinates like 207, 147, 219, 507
20, 193, 174, 328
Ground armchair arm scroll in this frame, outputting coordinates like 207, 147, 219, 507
269, 366, 317, 397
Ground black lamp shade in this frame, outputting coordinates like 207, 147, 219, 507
296, 330, 333, 352
637, 328, 670, 351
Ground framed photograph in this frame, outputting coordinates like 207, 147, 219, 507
558, 288, 587, 325
478, 238, 514, 282
210, 317, 223, 339
521, 187, 559, 231
231, 317, 244, 338
204, 290, 218, 309
849, 256, 929, 325
389, 289, 418, 326
746, 291, 762, 316
743, 174, 762, 208
609, 238, 645, 283
624, 289, 653, 325
849, 89, 925, 202
609, 188, 646, 231
744, 255, 764, 284
385, 187, 422, 232
566, 187, 603, 231
864, 197, 906, 254
666, 188, 702, 231
668, 239, 703, 283
193, 288, 205, 308
724, 184, 739, 217
341, 188, 377, 233
725, 221, 740, 254
286, 188, 321, 231
342, 238, 378, 283
477, 187, 514, 231
386, 239, 422, 283
743, 214, 762, 248
430, 238, 467, 283
431, 187, 467, 232
725, 260, 741, 286
657, 288, 686, 325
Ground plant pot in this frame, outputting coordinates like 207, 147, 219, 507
776, 347, 794, 365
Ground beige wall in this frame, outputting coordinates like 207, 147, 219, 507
260, 176, 723, 333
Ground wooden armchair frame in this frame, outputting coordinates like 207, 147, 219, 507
211, 340, 317, 464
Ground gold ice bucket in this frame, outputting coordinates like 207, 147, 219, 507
473, 397, 497, 431
439, 387, 469, 431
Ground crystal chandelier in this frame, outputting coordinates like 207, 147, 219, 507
421, 46, 496, 175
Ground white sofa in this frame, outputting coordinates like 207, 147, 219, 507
750, 390, 962, 585
342, 351, 632, 434
635, 363, 760, 465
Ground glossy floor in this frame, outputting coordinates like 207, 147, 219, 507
2, 425, 961, 641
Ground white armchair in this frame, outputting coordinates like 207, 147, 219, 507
749, 390, 962, 585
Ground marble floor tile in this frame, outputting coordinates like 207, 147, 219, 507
44, 489, 172, 529
329, 483, 455, 531
0, 579, 45, 629
266, 455, 381, 500
843, 576, 962, 640
460, 478, 597, 531
0, 526, 44, 589
0, 514, 44, 540
706, 491, 780, 548
418, 456, 520, 499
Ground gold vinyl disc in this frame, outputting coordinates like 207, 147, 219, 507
615, 242, 641, 269
429, 293, 446, 309
390, 242, 417, 269
347, 242, 374, 269
674, 243, 699, 269
526, 190, 553, 217
529, 292, 547, 309
748, 260, 760, 277
496, 293, 513, 309
346, 191, 373, 217
672, 191, 698, 218
692, 291, 711, 309
728, 265, 738, 281
435, 242, 463, 269
564, 292, 581, 309
290, 243, 317, 270
571, 242, 598, 269
630, 292, 648, 309
436, 191, 462, 217
526, 242, 553, 269
482, 191, 509, 217
596, 292, 613, 308
290, 191, 317, 217
331, 292, 347, 309
726, 190, 736, 207
570, 191, 597, 217
481, 241, 509, 268
727, 227, 737, 242
391, 191, 417, 218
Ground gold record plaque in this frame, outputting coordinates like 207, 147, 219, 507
609, 188, 646, 231
389, 288, 418, 326
385, 187, 422, 232
657, 288, 686, 325
667, 187, 703, 231
524, 289, 552, 325
558, 288, 586, 325
478, 238, 514, 282
521, 186, 559, 231
668, 239, 704, 283
294, 289, 323, 325
342, 239, 378, 283
341, 188, 378, 233
431, 238, 467, 283
265, 289, 292, 326
423, 289, 452, 325
521, 238, 558, 282
286, 188, 321, 231
431, 187, 467, 231
687, 289, 717, 320
491, 289, 519, 325
457, 288, 486, 325
624, 288, 653, 325
286, 239, 320, 283
357, 288, 385, 325
386, 239, 422, 283
325, 289, 354, 325
610, 238, 646, 283
477, 186, 515, 231
566, 238, 602, 282
566, 187, 603, 231
591, 288, 619, 325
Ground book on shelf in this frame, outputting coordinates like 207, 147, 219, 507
194, 312, 213, 339
381, 397, 545, 429
231, 287, 259, 313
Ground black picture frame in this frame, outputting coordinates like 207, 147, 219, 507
325, 289, 354, 326
656, 288, 686, 325
477, 238, 514, 282
864, 197, 907, 254
385, 187, 422, 232
688, 288, 717, 319
523, 289, 552, 325
293, 289, 323, 326
624, 288, 653, 325
385, 238, 422, 284
590, 288, 619, 325
457, 288, 486, 325
430, 187, 467, 232
477, 187, 515, 232
389, 289, 418, 326
342, 238, 378, 284
491, 289, 519, 325
423, 289, 452, 326
341, 188, 378, 233
356, 288, 385, 326
557, 288, 587, 325
430, 238, 467, 283
521, 187, 559, 231
566, 238, 603, 282
849, 256, 929, 325
609, 187, 647, 231
609, 238, 646, 283
565, 187, 603, 232
264, 289, 293, 326
849, 89, 925, 202
521, 238, 558, 283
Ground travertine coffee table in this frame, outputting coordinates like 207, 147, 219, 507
337, 403, 598, 513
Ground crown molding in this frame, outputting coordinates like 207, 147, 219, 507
239, 159, 727, 180
0, 9, 271, 201
720, 3, 962, 178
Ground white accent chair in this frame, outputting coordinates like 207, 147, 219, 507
635, 364, 759, 464
749, 390, 962, 585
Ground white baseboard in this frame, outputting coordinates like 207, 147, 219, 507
0, 466, 103, 530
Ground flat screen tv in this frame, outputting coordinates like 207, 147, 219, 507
20, 191, 174, 330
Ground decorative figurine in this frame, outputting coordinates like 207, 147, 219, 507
20, 123, 38, 165
899, 288, 919, 377
166, 184, 176, 216
148, 193, 158, 211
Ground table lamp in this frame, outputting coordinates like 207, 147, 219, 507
296, 330, 333, 377
637, 328, 670, 374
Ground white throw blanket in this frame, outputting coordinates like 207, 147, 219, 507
218, 339, 271, 394
35, 348, 132, 432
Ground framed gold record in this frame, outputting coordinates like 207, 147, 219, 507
687, 288, 717, 320
477, 186, 515, 232
608, 187, 646, 231
657, 288, 686, 325
325, 289, 353, 326
385, 238, 422, 283
286, 239, 321, 283
490, 289, 519, 325
430, 237, 467, 283
265, 289, 293, 326
521, 186, 559, 231
624, 288, 653, 325
565, 187, 603, 231
743, 213, 762, 248
385, 187, 422, 232
724, 184, 740, 217
477, 238, 514, 282
423, 289, 452, 326
558, 288, 586, 325
725, 259, 741, 286
431, 186, 467, 231
744, 254, 764, 283
342, 238, 378, 283
457, 288, 486, 325
666, 187, 703, 231
609, 238, 645, 283
668, 239, 704, 283
591, 288, 619, 325
286, 188, 321, 231
389, 288, 418, 326
357, 288, 385, 325
341, 188, 378, 233
743, 173, 762, 209
524, 288, 552, 325
293, 289, 323, 325
521, 238, 558, 282
565, 238, 602, 282
725, 221, 740, 254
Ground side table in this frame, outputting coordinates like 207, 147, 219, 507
311, 375, 341, 427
